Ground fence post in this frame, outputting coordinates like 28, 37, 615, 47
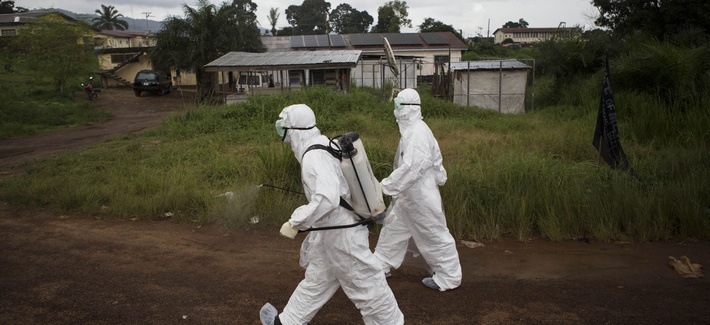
531, 59, 535, 111
498, 60, 503, 113
466, 61, 471, 107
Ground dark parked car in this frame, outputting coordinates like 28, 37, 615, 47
133, 70, 172, 97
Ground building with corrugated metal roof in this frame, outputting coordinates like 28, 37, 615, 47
204, 50, 363, 103
260, 32, 468, 87
449, 60, 532, 114
207, 32, 468, 98
492, 27, 580, 45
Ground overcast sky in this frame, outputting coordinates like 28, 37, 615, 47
24, 0, 598, 37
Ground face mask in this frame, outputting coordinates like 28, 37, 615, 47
394, 97, 419, 111
275, 118, 315, 143
275, 119, 286, 140
394, 97, 404, 111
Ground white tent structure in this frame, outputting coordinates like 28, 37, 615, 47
450, 60, 532, 114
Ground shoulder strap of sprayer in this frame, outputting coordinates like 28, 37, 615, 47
299, 142, 374, 232
302, 143, 354, 212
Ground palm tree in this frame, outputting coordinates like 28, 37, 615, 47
152, 0, 264, 97
518, 18, 529, 28
92, 4, 129, 30
267, 7, 280, 36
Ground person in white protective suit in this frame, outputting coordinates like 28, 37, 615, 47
374, 88, 462, 292
260, 104, 404, 325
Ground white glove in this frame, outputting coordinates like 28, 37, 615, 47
279, 221, 299, 239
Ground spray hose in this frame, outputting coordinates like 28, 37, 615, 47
258, 183, 377, 232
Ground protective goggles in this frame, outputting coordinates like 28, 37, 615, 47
394, 97, 419, 110
275, 119, 315, 141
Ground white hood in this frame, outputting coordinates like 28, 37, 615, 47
393, 88, 423, 132
279, 104, 320, 164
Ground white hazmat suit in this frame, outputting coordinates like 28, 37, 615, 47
374, 89, 462, 292
263, 104, 404, 325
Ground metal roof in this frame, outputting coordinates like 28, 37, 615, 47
0, 10, 77, 25
349, 33, 383, 46
449, 60, 531, 71
290, 35, 346, 48
98, 30, 150, 38
420, 33, 448, 45
205, 50, 362, 71
261, 32, 468, 53
494, 27, 579, 34
381, 33, 421, 45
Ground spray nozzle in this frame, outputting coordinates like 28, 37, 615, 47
339, 132, 360, 158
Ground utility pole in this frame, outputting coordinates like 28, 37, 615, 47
141, 12, 152, 31
141, 12, 152, 47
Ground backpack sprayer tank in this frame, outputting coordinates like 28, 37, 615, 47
336, 132, 386, 218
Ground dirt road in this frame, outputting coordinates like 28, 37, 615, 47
0, 88, 192, 167
0, 88, 708, 324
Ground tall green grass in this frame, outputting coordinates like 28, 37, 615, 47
0, 73, 110, 139
0, 85, 707, 242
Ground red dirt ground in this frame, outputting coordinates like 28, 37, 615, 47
0, 88, 708, 324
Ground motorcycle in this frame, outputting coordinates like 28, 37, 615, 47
81, 76, 98, 100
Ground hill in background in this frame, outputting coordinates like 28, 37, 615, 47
53, 8, 164, 32
30, 8, 269, 34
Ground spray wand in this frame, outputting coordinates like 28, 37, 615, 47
257, 183, 384, 232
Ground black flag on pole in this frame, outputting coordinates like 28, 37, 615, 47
593, 55, 635, 175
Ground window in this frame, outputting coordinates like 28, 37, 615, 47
111, 54, 138, 64
434, 55, 450, 64
1, 29, 17, 37
238, 75, 262, 86
289, 70, 304, 87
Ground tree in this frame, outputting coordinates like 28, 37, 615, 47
592, 0, 710, 39
0, 0, 27, 13
10, 13, 96, 93
286, 0, 331, 35
518, 18, 529, 28
371, 0, 410, 33
229, 0, 265, 50
277, 26, 294, 36
329, 4, 373, 34
371, 0, 411, 33
530, 26, 615, 106
418, 18, 464, 42
502, 20, 524, 28
92, 4, 129, 31
151, 0, 264, 95
267, 7, 280, 36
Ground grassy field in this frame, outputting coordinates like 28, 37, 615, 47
0, 81, 708, 243
0, 73, 110, 139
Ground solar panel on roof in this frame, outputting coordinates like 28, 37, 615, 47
292, 35, 336, 48
317, 35, 330, 47
348, 34, 364, 45
330, 35, 346, 47
290, 36, 305, 48
421, 33, 447, 45
350, 34, 383, 46
303, 35, 319, 47
383, 33, 421, 45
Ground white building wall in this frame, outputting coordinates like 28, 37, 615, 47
351, 59, 417, 89
452, 69, 528, 114
398, 50, 463, 76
